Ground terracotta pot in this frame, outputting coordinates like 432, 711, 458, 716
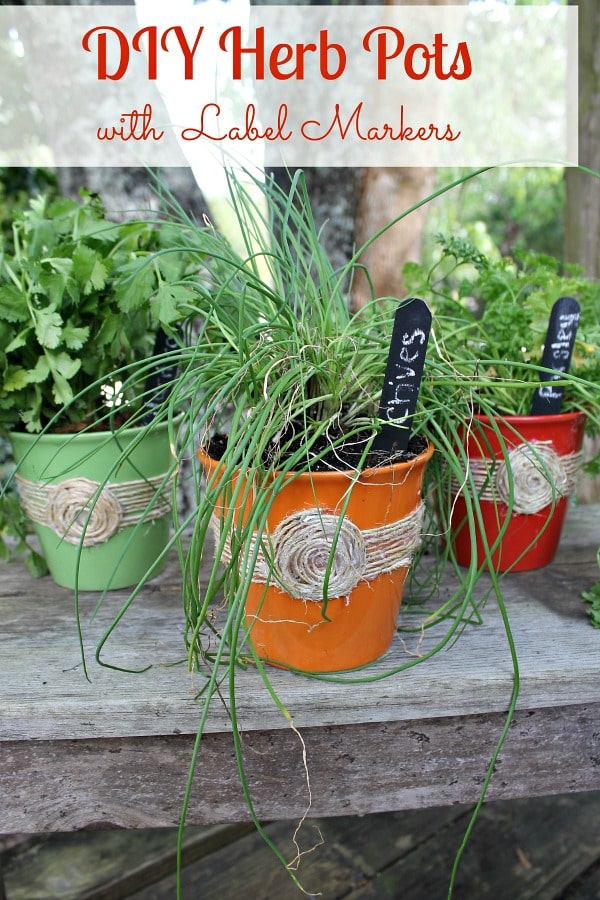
450, 412, 585, 572
199, 441, 434, 672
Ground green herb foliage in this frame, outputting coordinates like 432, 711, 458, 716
404, 235, 600, 427
0, 168, 58, 240
0, 486, 47, 576
582, 548, 600, 629
0, 190, 198, 435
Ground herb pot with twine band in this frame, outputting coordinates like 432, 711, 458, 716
450, 412, 585, 572
199, 441, 434, 673
10, 422, 176, 590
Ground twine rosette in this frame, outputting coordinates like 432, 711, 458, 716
15, 472, 174, 546
454, 440, 583, 515
211, 502, 425, 601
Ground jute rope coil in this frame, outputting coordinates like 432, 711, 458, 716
453, 440, 583, 515
15, 472, 174, 546
211, 502, 425, 601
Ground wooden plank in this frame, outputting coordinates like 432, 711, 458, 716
1, 508, 600, 836
0, 825, 256, 900
156, 793, 600, 900
342, 792, 600, 899
562, 861, 600, 900
1, 507, 599, 745
128, 807, 467, 900
1, 703, 599, 833
1, 807, 467, 900
7, 794, 598, 900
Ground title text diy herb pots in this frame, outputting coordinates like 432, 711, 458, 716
10, 421, 175, 590
200, 441, 433, 672
450, 412, 585, 572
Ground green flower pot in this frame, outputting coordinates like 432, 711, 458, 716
10, 421, 176, 590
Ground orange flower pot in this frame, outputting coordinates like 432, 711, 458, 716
199, 441, 433, 672
450, 412, 585, 572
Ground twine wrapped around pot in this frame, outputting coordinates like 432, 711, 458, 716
15, 472, 174, 546
211, 502, 425, 601
454, 440, 583, 515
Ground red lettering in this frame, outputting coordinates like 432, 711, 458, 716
219, 25, 265, 80
161, 26, 205, 80
404, 44, 432, 80
181, 103, 292, 143
270, 42, 298, 79
132, 26, 158, 80
300, 103, 461, 144
84, 24, 207, 81
82, 26, 129, 81
97, 104, 164, 141
362, 27, 472, 82
302, 103, 364, 141
181, 103, 225, 142
319, 31, 346, 80
450, 41, 472, 80
219, 27, 345, 81
363, 26, 404, 80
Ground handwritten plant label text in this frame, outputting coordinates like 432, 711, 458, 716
82, 24, 472, 84
373, 298, 432, 454
530, 296, 581, 416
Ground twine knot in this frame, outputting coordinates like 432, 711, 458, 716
15, 471, 174, 546
271, 511, 367, 601
212, 502, 425, 602
47, 477, 123, 545
495, 443, 569, 514
453, 440, 583, 515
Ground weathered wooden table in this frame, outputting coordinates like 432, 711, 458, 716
1, 506, 599, 835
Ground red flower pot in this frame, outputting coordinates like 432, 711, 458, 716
450, 412, 585, 572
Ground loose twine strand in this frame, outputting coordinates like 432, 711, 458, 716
452, 441, 583, 515
15, 473, 174, 546
211, 502, 425, 602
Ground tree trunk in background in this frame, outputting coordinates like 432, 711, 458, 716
565, 0, 600, 279
304, 169, 362, 272
350, 0, 463, 309
565, 0, 600, 503
351, 166, 435, 308
56, 167, 209, 224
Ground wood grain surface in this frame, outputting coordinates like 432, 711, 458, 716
1, 506, 599, 833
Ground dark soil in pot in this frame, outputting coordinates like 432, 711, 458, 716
207, 425, 428, 472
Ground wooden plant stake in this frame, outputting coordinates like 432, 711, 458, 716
530, 296, 581, 416
372, 298, 432, 454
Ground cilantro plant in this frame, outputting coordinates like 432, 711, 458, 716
0, 190, 198, 435
0, 167, 58, 241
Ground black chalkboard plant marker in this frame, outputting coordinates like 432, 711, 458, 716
530, 296, 581, 416
138, 328, 182, 425
451, 296, 586, 573
372, 297, 432, 456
